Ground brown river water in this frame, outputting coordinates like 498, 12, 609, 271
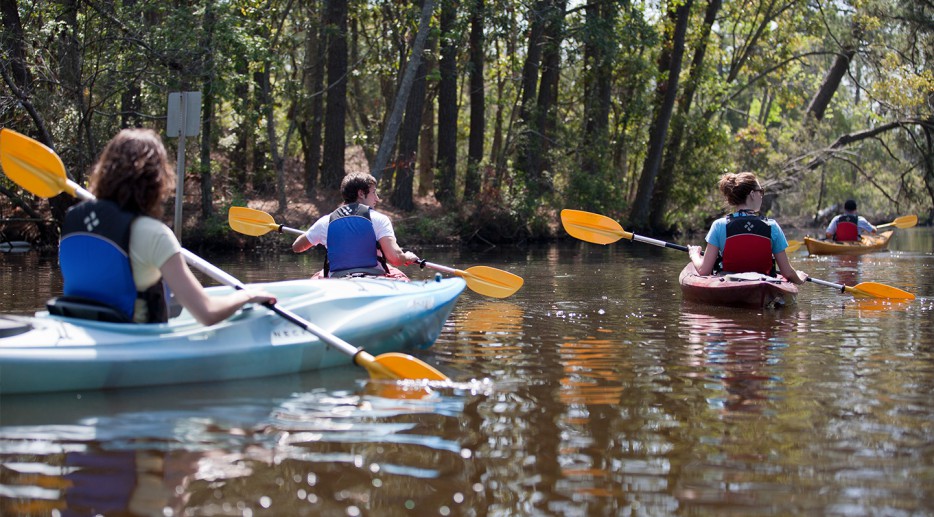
0, 228, 932, 516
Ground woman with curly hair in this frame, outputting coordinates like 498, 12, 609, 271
687, 172, 807, 284
59, 128, 274, 325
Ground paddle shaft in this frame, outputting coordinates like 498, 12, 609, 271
806, 276, 847, 293
67, 180, 375, 368
418, 260, 470, 278
631, 234, 689, 252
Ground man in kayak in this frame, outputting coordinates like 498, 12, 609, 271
57, 129, 275, 325
687, 172, 807, 284
824, 199, 877, 241
291, 172, 419, 278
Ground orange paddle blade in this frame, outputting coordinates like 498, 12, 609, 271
228, 206, 281, 236
371, 352, 449, 381
846, 282, 915, 300
0, 128, 76, 198
876, 215, 918, 229
560, 209, 633, 245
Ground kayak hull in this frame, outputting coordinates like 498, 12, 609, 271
678, 263, 798, 309
804, 230, 893, 256
0, 276, 465, 394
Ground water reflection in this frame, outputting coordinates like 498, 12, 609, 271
440, 299, 526, 376
0, 371, 490, 516
830, 254, 861, 286
679, 307, 795, 416
1, 233, 934, 515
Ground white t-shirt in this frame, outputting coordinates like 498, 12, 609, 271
303, 208, 396, 247
129, 216, 181, 322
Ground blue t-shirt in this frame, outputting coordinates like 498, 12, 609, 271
705, 213, 789, 254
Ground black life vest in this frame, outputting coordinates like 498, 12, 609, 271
59, 200, 168, 323
719, 213, 776, 276
833, 214, 859, 241
324, 203, 389, 277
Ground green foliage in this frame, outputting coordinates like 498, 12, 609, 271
1, 0, 930, 247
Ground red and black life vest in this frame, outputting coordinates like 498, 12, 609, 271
833, 214, 859, 241
719, 213, 776, 276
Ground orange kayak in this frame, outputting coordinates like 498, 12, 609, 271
678, 263, 798, 309
803, 230, 893, 256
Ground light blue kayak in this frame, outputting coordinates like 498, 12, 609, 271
0, 276, 465, 394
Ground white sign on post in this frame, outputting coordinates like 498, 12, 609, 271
166, 91, 202, 242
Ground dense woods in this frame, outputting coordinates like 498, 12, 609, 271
1, 0, 931, 247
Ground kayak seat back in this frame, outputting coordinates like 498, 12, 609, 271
60, 233, 137, 320
47, 295, 133, 323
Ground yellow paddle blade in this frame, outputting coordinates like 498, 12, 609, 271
560, 209, 633, 245
786, 240, 803, 253
457, 266, 524, 299
228, 206, 281, 236
0, 128, 75, 198
371, 352, 449, 381
846, 282, 915, 300
876, 214, 918, 229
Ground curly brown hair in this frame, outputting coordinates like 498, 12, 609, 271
340, 172, 377, 204
718, 171, 760, 207
89, 129, 174, 217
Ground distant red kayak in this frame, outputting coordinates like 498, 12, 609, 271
678, 263, 798, 309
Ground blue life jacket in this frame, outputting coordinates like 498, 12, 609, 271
324, 203, 388, 277
719, 213, 776, 276
833, 214, 859, 241
59, 200, 168, 322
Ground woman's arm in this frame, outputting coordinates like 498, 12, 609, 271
774, 251, 807, 284
160, 253, 275, 326
688, 243, 720, 275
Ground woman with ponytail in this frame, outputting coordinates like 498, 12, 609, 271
687, 172, 807, 284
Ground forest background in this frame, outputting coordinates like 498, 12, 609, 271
1, 0, 931, 252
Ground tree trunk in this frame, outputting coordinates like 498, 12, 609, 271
419, 95, 435, 198
629, 0, 692, 231
297, 0, 325, 197
435, 0, 458, 206
1, 0, 30, 90
252, 70, 269, 190
649, 0, 721, 229
370, 0, 436, 182
464, 0, 485, 202
259, 66, 285, 212
806, 48, 855, 122
390, 3, 432, 212
577, 0, 617, 210
321, 0, 349, 189
923, 126, 934, 223
199, 0, 216, 218
516, 0, 565, 204
231, 58, 251, 190
532, 0, 564, 184
0, 0, 53, 147
514, 0, 548, 186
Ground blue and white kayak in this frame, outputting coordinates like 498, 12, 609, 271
0, 276, 465, 394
